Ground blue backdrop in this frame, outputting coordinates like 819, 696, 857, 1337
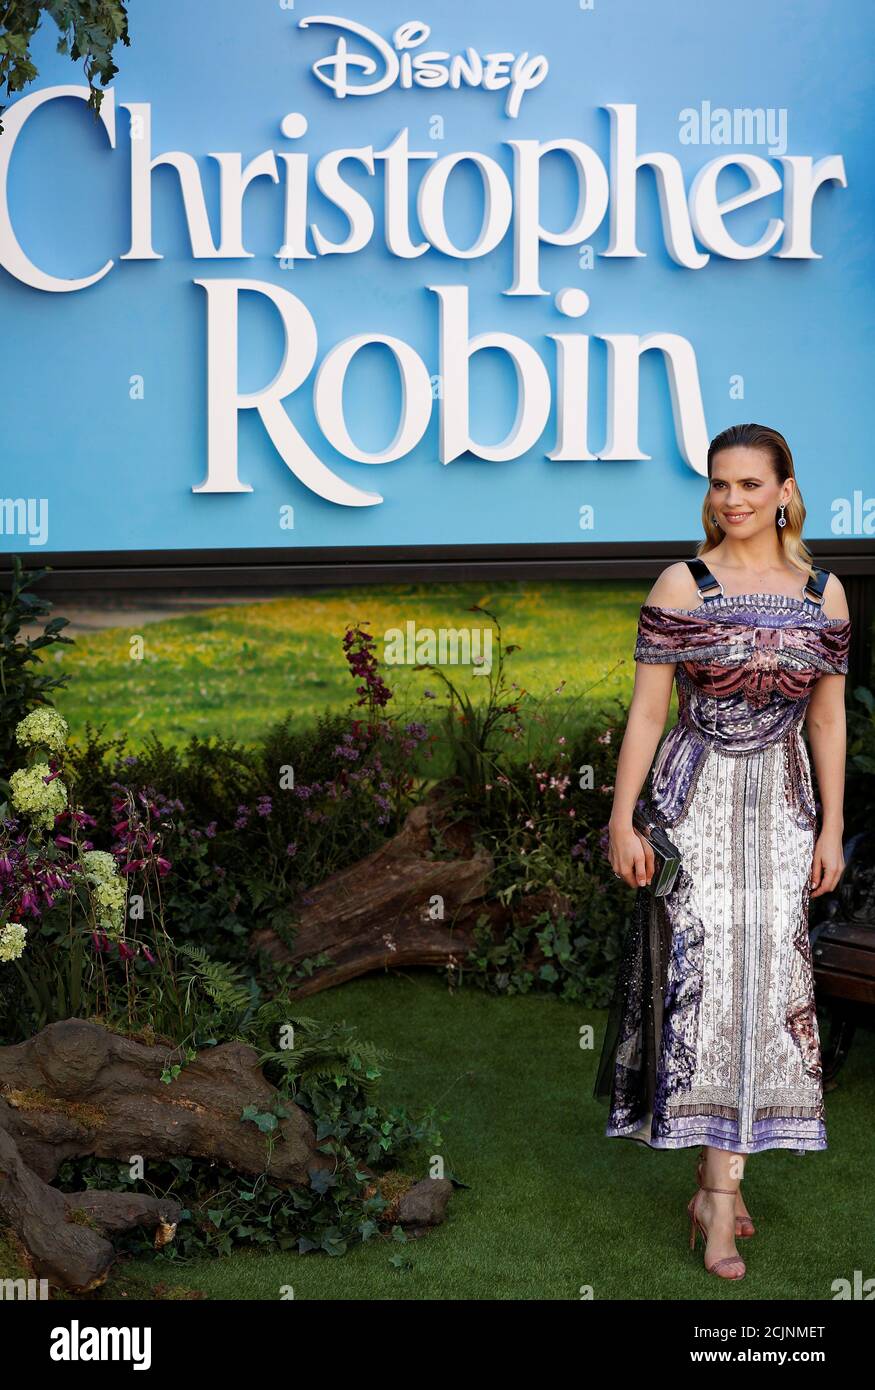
0, 0, 872, 554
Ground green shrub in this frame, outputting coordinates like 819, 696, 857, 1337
0, 557, 73, 782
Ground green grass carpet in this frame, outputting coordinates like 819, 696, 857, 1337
52, 580, 652, 748
115, 973, 874, 1301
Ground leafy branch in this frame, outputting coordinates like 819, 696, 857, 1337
0, 1, 130, 134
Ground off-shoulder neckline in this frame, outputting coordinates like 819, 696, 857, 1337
643, 592, 850, 627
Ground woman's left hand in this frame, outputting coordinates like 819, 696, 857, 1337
810, 830, 845, 898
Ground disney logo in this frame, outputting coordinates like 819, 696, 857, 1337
297, 16, 549, 118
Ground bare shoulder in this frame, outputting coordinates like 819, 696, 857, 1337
821, 571, 850, 621
643, 561, 700, 609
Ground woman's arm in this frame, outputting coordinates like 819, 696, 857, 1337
804, 573, 850, 898
611, 669, 674, 826
608, 662, 675, 887
608, 563, 693, 888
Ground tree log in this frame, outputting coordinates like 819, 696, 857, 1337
64, 1190, 183, 1241
252, 796, 494, 994
0, 1019, 330, 1184
0, 1125, 185, 1291
0, 1018, 335, 1290
0, 1125, 115, 1291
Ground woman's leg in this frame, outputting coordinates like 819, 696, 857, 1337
702, 1144, 752, 1223
695, 1145, 745, 1266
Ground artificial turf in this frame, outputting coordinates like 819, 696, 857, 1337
115, 971, 875, 1301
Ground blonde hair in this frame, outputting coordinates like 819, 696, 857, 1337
696, 423, 814, 578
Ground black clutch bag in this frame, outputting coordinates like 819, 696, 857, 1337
632, 807, 682, 897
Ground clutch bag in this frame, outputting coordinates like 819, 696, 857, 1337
632, 807, 682, 897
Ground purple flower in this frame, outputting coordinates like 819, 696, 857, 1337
333, 742, 360, 762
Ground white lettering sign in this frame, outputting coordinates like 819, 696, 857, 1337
0, 25, 849, 510
298, 16, 549, 118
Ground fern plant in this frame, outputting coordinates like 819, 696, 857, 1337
176, 942, 258, 1036
253, 1003, 392, 1098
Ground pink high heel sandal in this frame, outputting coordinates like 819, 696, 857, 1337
687, 1184, 747, 1280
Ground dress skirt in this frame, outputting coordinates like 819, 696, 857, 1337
595, 734, 825, 1154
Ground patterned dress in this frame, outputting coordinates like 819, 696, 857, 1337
595, 558, 851, 1155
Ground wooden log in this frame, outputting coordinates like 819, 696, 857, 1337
0, 1018, 336, 1289
0, 1127, 185, 1291
64, 1190, 183, 1241
0, 1018, 331, 1184
251, 797, 494, 994
0, 1125, 115, 1291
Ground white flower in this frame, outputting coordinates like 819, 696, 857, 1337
9, 763, 68, 829
81, 850, 126, 936
81, 850, 118, 883
15, 707, 68, 754
0, 923, 27, 963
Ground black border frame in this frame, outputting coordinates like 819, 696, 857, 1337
1, 538, 873, 590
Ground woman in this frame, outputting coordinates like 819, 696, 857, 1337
595, 422, 851, 1281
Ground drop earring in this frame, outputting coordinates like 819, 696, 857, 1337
777, 503, 787, 528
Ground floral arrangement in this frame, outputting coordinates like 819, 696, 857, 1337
0, 705, 182, 1041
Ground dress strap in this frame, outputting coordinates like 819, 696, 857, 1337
803, 565, 829, 607
685, 557, 724, 601
688, 557, 831, 609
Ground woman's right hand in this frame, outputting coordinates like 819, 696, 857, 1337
608, 819, 656, 888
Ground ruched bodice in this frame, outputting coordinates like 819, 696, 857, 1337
634, 593, 850, 771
